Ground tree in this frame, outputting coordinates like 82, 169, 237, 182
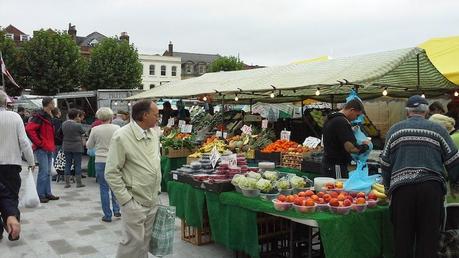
22, 30, 84, 95
209, 56, 245, 72
0, 30, 22, 96
85, 38, 142, 90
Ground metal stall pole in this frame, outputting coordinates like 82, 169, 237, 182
221, 94, 225, 138
417, 53, 421, 93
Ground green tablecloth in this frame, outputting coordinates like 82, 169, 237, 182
168, 181, 393, 258
161, 156, 187, 192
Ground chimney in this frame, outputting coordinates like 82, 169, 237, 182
120, 32, 129, 43
168, 41, 173, 56
68, 23, 77, 42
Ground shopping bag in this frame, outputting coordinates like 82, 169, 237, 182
344, 161, 381, 194
50, 158, 57, 176
351, 126, 373, 163
87, 148, 96, 157
19, 169, 40, 208
149, 204, 176, 256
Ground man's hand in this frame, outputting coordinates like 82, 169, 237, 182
6, 216, 20, 240
29, 166, 35, 172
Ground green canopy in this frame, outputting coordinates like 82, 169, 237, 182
129, 47, 456, 103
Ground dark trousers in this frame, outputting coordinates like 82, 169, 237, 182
390, 181, 444, 258
321, 162, 349, 179
446, 206, 459, 230
0, 165, 22, 236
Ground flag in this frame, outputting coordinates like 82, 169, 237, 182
0, 55, 20, 88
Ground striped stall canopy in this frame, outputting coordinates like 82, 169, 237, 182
129, 47, 457, 103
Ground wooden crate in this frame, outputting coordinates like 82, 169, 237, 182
181, 210, 212, 246
163, 147, 194, 158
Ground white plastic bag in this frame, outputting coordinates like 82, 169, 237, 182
51, 158, 57, 176
19, 168, 40, 208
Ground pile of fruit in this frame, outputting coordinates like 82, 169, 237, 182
227, 134, 251, 150
188, 136, 230, 158
261, 140, 309, 153
371, 183, 387, 200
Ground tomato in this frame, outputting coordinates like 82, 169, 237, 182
277, 195, 286, 202
317, 192, 325, 198
330, 191, 339, 198
311, 195, 319, 201
329, 198, 340, 207
356, 197, 366, 204
305, 190, 314, 197
305, 199, 315, 206
323, 194, 332, 203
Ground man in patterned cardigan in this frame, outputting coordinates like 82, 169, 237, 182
381, 95, 459, 258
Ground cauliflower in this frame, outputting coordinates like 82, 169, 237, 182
231, 174, 244, 186
247, 172, 262, 180
263, 171, 278, 181
256, 178, 273, 193
239, 177, 258, 189
276, 179, 291, 190
290, 175, 306, 188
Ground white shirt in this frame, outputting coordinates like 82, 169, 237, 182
86, 123, 120, 163
0, 107, 35, 166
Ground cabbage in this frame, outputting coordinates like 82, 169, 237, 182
247, 172, 261, 180
276, 179, 291, 190
263, 171, 278, 181
290, 175, 306, 188
239, 177, 258, 189
256, 178, 273, 193
231, 174, 244, 186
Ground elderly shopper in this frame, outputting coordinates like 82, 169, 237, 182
0, 90, 35, 241
105, 100, 161, 258
86, 107, 121, 222
61, 109, 86, 188
381, 95, 459, 257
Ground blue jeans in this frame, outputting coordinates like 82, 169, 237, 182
64, 152, 82, 176
95, 162, 120, 219
35, 149, 53, 198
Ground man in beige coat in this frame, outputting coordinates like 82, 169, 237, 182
105, 100, 161, 258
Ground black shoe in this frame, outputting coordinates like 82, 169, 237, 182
46, 195, 60, 201
101, 217, 112, 223
40, 198, 49, 203
114, 212, 121, 218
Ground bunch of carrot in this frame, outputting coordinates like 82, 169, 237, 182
261, 140, 305, 153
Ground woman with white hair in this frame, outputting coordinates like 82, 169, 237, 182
86, 107, 121, 222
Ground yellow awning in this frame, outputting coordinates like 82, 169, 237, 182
419, 35, 459, 85
291, 55, 329, 64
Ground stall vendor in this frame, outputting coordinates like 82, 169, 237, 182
321, 99, 370, 178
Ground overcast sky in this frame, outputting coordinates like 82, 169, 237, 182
1, 0, 458, 66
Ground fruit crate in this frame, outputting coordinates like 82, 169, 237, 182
163, 147, 195, 158
181, 206, 212, 246
235, 213, 291, 258
281, 153, 303, 170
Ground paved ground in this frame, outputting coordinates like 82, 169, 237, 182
0, 162, 234, 258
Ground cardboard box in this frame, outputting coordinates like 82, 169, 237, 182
163, 147, 194, 158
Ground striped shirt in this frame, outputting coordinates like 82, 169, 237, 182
0, 107, 35, 166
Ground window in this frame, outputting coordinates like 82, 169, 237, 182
149, 84, 155, 89
161, 65, 166, 76
20, 35, 29, 41
172, 66, 177, 76
199, 65, 206, 74
186, 63, 193, 74
149, 65, 155, 75
5, 33, 13, 40
160, 81, 170, 85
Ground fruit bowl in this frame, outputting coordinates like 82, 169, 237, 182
260, 192, 279, 201
293, 203, 316, 214
278, 188, 293, 195
293, 187, 311, 194
241, 188, 260, 198
366, 199, 378, 208
329, 204, 352, 215
272, 199, 292, 211
315, 203, 329, 212
352, 202, 368, 213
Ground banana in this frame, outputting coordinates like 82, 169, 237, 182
372, 183, 385, 193
371, 189, 387, 199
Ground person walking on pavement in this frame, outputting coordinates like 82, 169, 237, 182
0, 90, 35, 241
105, 100, 161, 258
112, 110, 129, 127
25, 97, 59, 203
61, 109, 86, 188
381, 95, 459, 257
321, 99, 370, 178
51, 107, 63, 161
86, 107, 121, 222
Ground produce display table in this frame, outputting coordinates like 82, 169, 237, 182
160, 156, 187, 192
168, 181, 394, 258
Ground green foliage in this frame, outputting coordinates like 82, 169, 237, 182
209, 56, 245, 72
22, 30, 84, 95
0, 30, 22, 96
85, 38, 142, 90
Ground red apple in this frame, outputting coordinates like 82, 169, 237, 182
367, 193, 377, 200
343, 199, 352, 207
329, 198, 340, 207
317, 191, 325, 198
316, 198, 325, 204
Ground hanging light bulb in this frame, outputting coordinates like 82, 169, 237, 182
114, 101, 118, 106
270, 92, 275, 98
454, 91, 459, 97
234, 94, 239, 101
315, 88, 321, 96
382, 88, 388, 96
128, 102, 131, 106
421, 93, 426, 98
203, 96, 207, 101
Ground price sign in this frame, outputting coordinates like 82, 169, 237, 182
166, 118, 175, 127
261, 119, 268, 129
210, 146, 221, 168
241, 125, 252, 135
172, 174, 178, 180
181, 124, 193, 133
216, 131, 222, 138
303, 137, 321, 149
178, 120, 186, 128
222, 154, 237, 168
223, 132, 227, 139
280, 130, 291, 141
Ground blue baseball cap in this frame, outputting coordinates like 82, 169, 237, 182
406, 95, 428, 108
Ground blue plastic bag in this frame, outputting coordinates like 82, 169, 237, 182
87, 148, 96, 157
351, 126, 373, 162
344, 161, 381, 194
346, 89, 365, 125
